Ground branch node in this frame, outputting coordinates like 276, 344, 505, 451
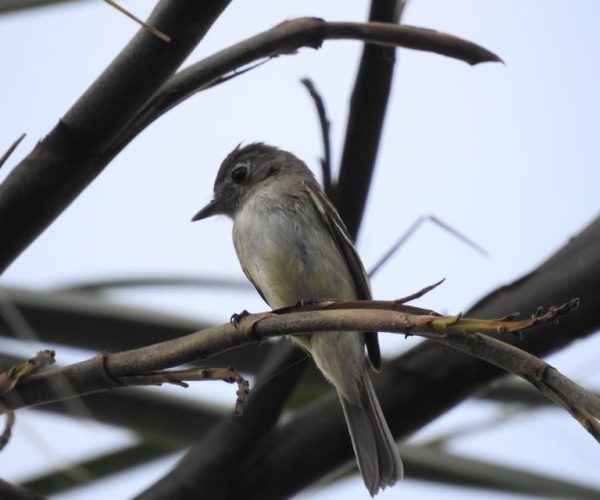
100, 352, 124, 387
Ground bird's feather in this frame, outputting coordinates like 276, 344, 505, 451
304, 183, 381, 371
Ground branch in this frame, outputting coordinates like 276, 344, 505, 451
300, 78, 333, 196
0, 411, 14, 452
51, 275, 250, 293
0, 133, 25, 171
3, 297, 595, 441
104, 0, 170, 42
119, 366, 249, 416
0, 350, 55, 394
0, 350, 54, 455
106, 18, 502, 160
0, 0, 75, 15
369, 214, 488, 277
137, 341, 308, 499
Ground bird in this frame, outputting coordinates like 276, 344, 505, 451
192, 143, 403, 495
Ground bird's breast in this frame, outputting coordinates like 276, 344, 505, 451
232, 190, 356, 309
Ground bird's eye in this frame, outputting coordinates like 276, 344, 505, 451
231, 165, 248, 184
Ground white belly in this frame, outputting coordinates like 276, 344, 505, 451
232, 187, 356, 308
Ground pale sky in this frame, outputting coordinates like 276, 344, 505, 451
1, 1, 599, 499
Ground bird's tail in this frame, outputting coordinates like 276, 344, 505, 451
339, 370, 403, 496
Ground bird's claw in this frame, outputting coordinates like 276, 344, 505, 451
296, 298, 318, 309
230, 310, 250, 327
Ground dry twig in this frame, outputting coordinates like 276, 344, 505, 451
369, 214, 488, 277
119, 366, 250, 416
300, 78, 333, 195
0, 350, 55, 395
0, 133, 25, 171
0, 411, 15, 452
0, 350, 55, 452
104, 0, 170, 42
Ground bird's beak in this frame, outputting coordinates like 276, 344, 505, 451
191, 197, 225, 221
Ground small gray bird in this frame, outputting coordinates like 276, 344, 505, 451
192, 143, 403, 495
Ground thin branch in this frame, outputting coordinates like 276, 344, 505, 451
119, 366, 249, 416
107, 18, 502, 159
369, 214, 488, 277
393, 278, 445, 304
51, 275, 250, 293
0, 350, 54, 454
2, 297, 595, 442
0, 0, 74, 15
300, 78, 333, 195
200, 59, 270, 91
0, 411, 14, 452
327, 21, 502, 65
138, 341, 309, 499
0, 133, 25, 171
0, 350, 55, 395
104, 0, 171, 42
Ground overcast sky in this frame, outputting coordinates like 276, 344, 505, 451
1, 1, 599, 499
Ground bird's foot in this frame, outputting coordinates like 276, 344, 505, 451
230, 310, 250, 327
296, 298, 318, 308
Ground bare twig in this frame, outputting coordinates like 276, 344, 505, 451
300, 78, 333, 195
0, 411, 15, 452
201, 59, 270, 90
119, 366, 250, 416
104, 0, 170, 42
326, 21, 502, 65
0, 350, 55, 394
393, 278, 446, 305
369, 214, 489, 277
0, 133, 25, 171
0, 350, 54, 453
52, 275, 250, 293
111, 18, 502, 160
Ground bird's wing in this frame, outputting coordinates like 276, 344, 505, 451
305, 183, 381, 371
239, 262, 268, 305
